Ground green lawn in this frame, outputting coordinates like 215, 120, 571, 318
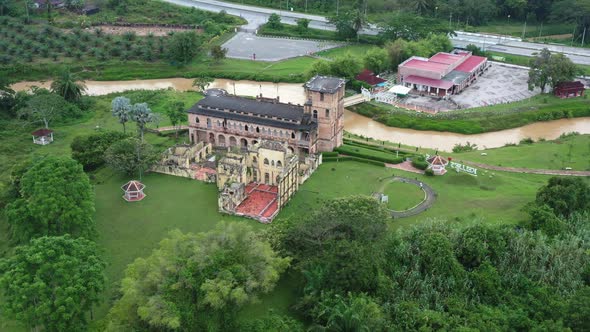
382, 181, 425, 211
451, 134, 590, 171
316, 44, 379, 59
473, 21, 575, 38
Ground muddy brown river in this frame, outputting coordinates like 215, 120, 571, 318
12, 78, 590, 151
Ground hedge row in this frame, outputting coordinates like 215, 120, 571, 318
323, 156, 386, 167
321, 151, 339, 157
335, 146, 404, 164
343, 140, 409, 156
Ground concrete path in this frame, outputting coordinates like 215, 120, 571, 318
384, 176, 436, 219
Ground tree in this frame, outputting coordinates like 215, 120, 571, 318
130, 102, 154, 142
166, 31, 200, 64
71, 131, 128, 170
50, 69, 86, 102
524, 204, 565, 236
535, 177, 590, 218
363, 47, 389, 73
329, 12, 358, 39
547, 52, 578, 90
4, 156, 95, 242
17, 92, 77, 129
528, 49, 577, 92
296, 18, 310, 32
465, 44, 487, 56
0, 235, 105, 332
0, 76, 16, 115
267, 13, 282, 29
111, 96, 131, 133
313, 293, 387, 332
330, 54, 362, 80
211, 44, 228, 63
166, 101, 187, 139
106, 223, 290, 331
104, 137, 159, 177
385, 39, 409, 69
192, 76, 213, 91
567, 287, 590, 332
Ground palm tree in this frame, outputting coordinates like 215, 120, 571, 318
111, 96, 132, 134
131, 103, 155, 142
50, 69, 87, 102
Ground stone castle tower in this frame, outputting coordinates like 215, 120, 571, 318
303, 76, 346, 152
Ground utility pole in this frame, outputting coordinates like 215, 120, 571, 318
305, 0, 307, 12
336, 0, 339, 16
522, 20, 527, 39
539, 21, 543, 38
449, 12, 452, 29
582, 26, 587, 47
572, 26, 576, 46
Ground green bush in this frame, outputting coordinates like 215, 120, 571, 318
424, 169, 435, 176
411, 158, 429, 170
335, 145, 403, 164
321, 151, 339, 157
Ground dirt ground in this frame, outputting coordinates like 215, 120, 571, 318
93, 25, 201, 36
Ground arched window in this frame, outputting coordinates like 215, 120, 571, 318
262, 128, 266, 134
279, 131, 283, 137
264, 158, 269, 165
325, 109, 330, 117
291, 132, 295, 139
256, 126, 260, 133
195, 117, 200, 123
216, 120, 221, 127
313, 110, 318, 119
277, 160, 282, 168
245, 125, 249, 132
206, 118, 212, 129
271, 160, 275, 166
273, 129, 277, 136
252, 156, 257, 163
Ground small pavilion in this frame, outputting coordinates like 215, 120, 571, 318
31, 128, 54, 145
427, 155, 449, 175
121, 180, 146, 202
554, 81, 584, 98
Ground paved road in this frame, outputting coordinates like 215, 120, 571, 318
452, 31, 590, 65
162, 0, 377, 34
163, 0, 590, 64
385, 177, 436, 219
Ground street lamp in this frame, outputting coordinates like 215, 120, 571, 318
507, 14, 511, 26
435, 6, 438, 18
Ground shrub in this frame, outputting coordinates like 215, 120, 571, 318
412, 157, 429, 170
452, 142, 478, 153
335, 145, 403, 164
425, 168, 435, 176
519, 137, 534, 145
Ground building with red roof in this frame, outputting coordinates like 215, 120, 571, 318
355, 69, 387, 87
398, 51, 489, 97
554, 81, 585, 98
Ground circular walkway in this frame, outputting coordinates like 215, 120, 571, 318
383, 177, 436, 219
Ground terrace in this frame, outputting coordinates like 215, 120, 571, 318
235, 183, 279, 223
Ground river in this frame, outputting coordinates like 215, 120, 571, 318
12, 78, 590, 151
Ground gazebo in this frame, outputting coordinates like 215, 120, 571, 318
31, 128, 54, 145
426, 155, 449, 175
121, 180, 146, 202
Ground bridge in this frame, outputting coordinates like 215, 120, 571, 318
343, 94, 370, 107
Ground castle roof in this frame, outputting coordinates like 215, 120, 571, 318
188, 95, 317, 131
304, 75, 346, 93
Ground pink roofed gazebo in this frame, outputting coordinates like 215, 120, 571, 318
121, 180, 146, 202
427, 155, 449, 175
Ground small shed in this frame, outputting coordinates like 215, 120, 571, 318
554, 81, 584, 98
121, 180, 146, 202
426, 155, 449, 175
31, 128, 54, 145
388, 85, 412, 97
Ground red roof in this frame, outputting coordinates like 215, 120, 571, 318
427, 155, 449, 166
122, 180, 145, 192
429, 52, 465, 65
404, 75, 454, 90
31, 128, 53, 136
355, 69, 387, 86
402, 58, 448, 76
555, 81, 584, 90
455, 55, 487, 73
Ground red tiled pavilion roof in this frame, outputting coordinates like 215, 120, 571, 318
122, 180, 145, 192
427, 155, 449, 166
31, 128, 53, 136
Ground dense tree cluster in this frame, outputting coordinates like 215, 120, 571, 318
528, 48, 578, 92
270, 182, 590, 330
107, 223, 290, 331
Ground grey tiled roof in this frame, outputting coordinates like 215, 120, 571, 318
187, 99, 317, 131
195, 95, 304, 121
304, 75, 346, 93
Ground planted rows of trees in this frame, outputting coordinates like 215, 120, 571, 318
0, 17, 212, 65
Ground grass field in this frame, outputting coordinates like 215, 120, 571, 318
487, 51, 590, 75
452, 134, 590, 171
382, 181, 425, 211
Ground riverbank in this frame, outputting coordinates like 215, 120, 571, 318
349, 95, 590, 134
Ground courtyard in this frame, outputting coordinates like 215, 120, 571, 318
398, 63, 541, 111
222, 32, 344, 61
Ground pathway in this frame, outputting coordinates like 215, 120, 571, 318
383, 177, 436, 219
385, 160, 424, 174
462, 161, 590, 177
